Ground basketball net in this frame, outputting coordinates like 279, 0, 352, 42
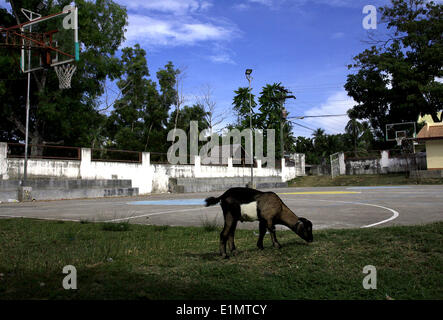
395, 137, 404, 147
54, 63, 76, 89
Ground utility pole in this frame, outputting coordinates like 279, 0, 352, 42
245, 69, 254, 188
280, 103, 287, 159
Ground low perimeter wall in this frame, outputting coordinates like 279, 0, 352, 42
0, 143, 305, 194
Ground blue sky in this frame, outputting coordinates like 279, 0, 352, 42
115, 0, 393, 137
1, 0, 422, 137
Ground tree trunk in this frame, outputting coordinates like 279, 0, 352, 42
144, 122, 153, 151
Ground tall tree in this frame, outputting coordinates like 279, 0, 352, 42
232, 87, 257, 128
197, 84, 225, 134
144, 61, 179, 152
346, 0, 443, 141
107, 44, 148, 151
345, 118, 364, 156
258, 83, 296, 158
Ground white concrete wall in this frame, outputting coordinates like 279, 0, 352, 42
0, 143, 305, 194
80, 149, 153, 194
7, 158, 81, 180
152, 163, 195, 193
345, 150, 426, 175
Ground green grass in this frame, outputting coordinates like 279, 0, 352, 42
289, 174, 443, 188
0, 218, 442, 300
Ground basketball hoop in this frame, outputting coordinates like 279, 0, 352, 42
395, 137, 404, 147
54, 63, 76, 89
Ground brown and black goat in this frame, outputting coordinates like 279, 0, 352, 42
205, 187, 313, 258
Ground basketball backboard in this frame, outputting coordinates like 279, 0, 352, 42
20, 5, 79, 73
386, 122, 416, 143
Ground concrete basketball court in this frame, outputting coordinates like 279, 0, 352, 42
1, 185, 442, 231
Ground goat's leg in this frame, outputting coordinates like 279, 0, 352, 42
257, 220, 267, 250
227, 219, 238, 255
267, 221, 282, 249
219, 213, 234, 259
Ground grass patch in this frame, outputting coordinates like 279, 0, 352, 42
289, 174, 443, 187
101, 221, 131, 232
200, 213, 220, 232
0, 218, 441, 300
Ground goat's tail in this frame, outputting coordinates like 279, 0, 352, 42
204, 196, 221, 207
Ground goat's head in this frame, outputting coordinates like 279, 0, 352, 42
293, 217, 313, 243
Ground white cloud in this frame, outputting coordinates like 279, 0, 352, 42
303, 90, 353, 135
232, 3, 250, 11
237, 0, 389, 10
208, 52, 236, 64
120, 0, 238, 64
125, 14, 237, 47
331, 32, 345, 39
117, 0, 212, 15
248, 0, 274, 6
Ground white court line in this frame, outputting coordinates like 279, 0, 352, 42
280, 198, 399, 228
1, 199, 400, 228
0, 206, 215, 223
104, 206, 215, 222
0, 214, 81, 222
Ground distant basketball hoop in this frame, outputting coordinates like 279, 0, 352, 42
385, 122, 416, 146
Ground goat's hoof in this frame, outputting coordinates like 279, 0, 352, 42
274, 244, 282, 249
257, 245, 264, 250
230, 249, 238, 256
220, 253, 229, 259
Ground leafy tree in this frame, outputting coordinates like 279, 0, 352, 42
346, 0, 443, 142
231, 83, 297, 159
166, 104, 209, 134
0, 0, 128, 152
107, 44, 148, 151
257, 83, 296, 158
108, 47, 180, 153
232, 87, 257, 128
345, 118, 364, 155
143, 61, 180, 152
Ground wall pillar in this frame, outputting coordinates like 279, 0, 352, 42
300, 154, 306, 176
339, 152, 346, 175
281, 158, 287, 181
139, 152, 154, 194
80, 148, 92, 179
256, 159, 262, 176
194, 155, 201, 177
0, 142, 8, 180
380, 150, 390, 174
228, 157, 233, 168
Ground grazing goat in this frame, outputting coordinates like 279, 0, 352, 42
205, 187, 313, 258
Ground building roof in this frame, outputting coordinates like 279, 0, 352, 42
416, 123, 443, 140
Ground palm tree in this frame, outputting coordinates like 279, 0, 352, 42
232, 87, 257, 127
345, 118, 364, 156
